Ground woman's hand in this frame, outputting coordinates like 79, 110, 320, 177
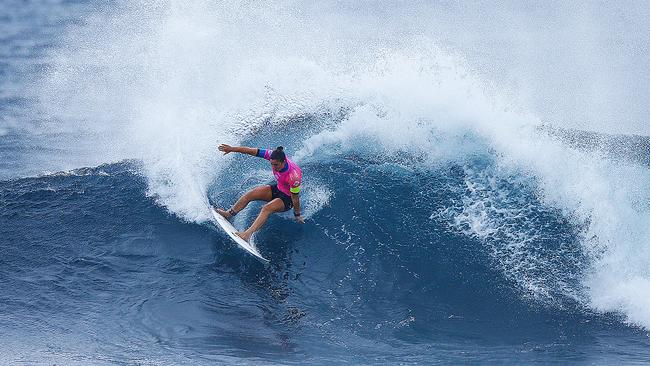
295, 214, 305, 224
218, 144, 233, 155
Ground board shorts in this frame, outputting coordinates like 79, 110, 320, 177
270, 184, 293, 211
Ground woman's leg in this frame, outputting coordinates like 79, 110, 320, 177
237, 198, 285, 242
216, 185, 272, 218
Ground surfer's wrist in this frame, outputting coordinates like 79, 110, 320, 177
294, 211, 301, 217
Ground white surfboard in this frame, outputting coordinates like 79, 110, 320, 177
210, 207, 269, 262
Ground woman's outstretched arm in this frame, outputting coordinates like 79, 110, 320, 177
218, 144, 258, 156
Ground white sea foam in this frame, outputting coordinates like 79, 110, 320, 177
434, 165, 586, 303
296, 181, 332, 220
32, 1, 650, 329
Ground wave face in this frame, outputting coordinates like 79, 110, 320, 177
2, 1, 650, 364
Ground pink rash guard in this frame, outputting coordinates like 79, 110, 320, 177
257, 148, 302, 196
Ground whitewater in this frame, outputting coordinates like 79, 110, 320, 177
1, 1, 650, 364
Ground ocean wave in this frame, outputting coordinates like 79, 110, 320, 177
8, 0, 650, 345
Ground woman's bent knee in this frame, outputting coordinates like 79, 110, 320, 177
261, 203, 274, 214
262, 200, 284, 214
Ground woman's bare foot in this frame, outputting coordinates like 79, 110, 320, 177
215, 207, 232, 219
236, 231, 252, 243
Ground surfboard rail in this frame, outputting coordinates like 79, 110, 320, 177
210, 207, 270, 262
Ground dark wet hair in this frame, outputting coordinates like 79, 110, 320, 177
270, 146, 286, 162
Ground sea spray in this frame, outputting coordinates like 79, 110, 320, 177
30, 0, 650, 331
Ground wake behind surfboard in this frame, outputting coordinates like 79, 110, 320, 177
210, 207, 270, 263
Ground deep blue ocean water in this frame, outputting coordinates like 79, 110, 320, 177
2, 1, 650, 364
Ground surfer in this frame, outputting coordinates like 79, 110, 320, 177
215, 144, 304, 242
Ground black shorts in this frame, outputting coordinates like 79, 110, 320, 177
270, 184, 293, 211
